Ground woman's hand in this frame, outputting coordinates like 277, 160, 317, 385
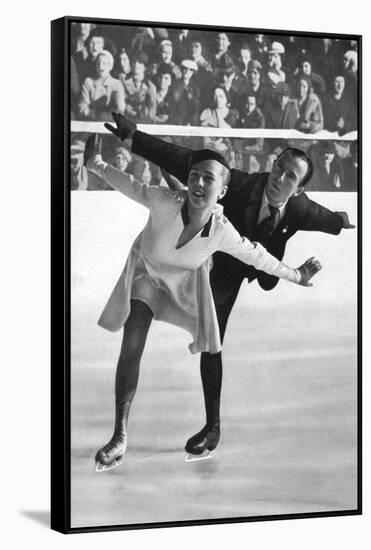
297, 257, 322, 286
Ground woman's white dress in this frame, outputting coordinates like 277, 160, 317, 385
92, 159, 300, 354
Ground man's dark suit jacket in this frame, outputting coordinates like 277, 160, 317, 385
132, 131, 343, 291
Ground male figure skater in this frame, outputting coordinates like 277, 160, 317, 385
104, 113, 355, 459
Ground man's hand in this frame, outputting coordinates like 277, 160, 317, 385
84, 134, 103, 169
297, 257, 322, 287
104, 112, 137, 141
335, 211, 355, 229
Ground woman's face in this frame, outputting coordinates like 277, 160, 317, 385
114, 153, 129, 172
119, 51, 131, 74
299, 78, 309, 98
214, 88, 227, 109
187, 160, 228, 210
159, 73, 172, 90
192, 42, 202, 58
302, 61, 311, 75
96, 54, 111, 78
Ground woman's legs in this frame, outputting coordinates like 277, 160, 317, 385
95, 300, 153, 467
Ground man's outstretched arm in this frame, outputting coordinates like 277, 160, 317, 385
105, 112, 193, 184
298, 194, 355, 235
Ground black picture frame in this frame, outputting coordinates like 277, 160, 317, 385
51, 15, 362, 534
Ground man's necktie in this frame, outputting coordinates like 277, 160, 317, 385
255, 205, 280, 246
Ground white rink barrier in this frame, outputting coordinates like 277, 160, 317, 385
71, 121, 357, 141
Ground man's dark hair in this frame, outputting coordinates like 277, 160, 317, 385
277, 148, 314, 187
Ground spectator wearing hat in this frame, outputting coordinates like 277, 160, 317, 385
151, 40, 182, 82
295, 75, 324, 134
110, 146, 132, 172
292, 56, 327, 97
234, 94, 266, 172
169, 60, 200, 125
306, 141, 344, 191
78, 50, 126, 121
265, 82, 299, 129
323, 75, 356, 135
154, 69, 175, 124
212, 33, 236, 77
244, 59, 272, 117
265, 41, 286, 87
122, 54, 157, 124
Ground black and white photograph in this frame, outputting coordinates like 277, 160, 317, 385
51, 15, 360, 533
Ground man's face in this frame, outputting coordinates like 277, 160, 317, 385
182, 67, 194, 82
245, 96, 256, 114
248, 68, 260, 86
266, 152, 308, 207
217, 33, 229, 53
268, 52, 281, 68
161, 45, 173, 64
187, 160, 228, 209
89, 36, 104, 58
334, 76, 345, 95
192, 42, 202, 58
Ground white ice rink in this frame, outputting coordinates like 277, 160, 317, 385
70, 191, 358, 528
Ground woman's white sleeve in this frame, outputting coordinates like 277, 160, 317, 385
218, 219, 301, 283
89, 158, 156, 206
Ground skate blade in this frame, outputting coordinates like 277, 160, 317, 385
95, 456, 123, 472
185, 450, 214, 462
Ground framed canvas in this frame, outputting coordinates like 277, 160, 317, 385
51, 15, 361, 533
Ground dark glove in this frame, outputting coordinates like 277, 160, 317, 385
104, 112, 137, 141
84, 134, 102, 166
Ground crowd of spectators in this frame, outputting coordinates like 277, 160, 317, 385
71, 133, 357, 192
71, 23, 358, 136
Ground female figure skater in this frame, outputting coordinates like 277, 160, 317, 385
84, 134, 321, 471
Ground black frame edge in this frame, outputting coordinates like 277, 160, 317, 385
51, 16, 71, 534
